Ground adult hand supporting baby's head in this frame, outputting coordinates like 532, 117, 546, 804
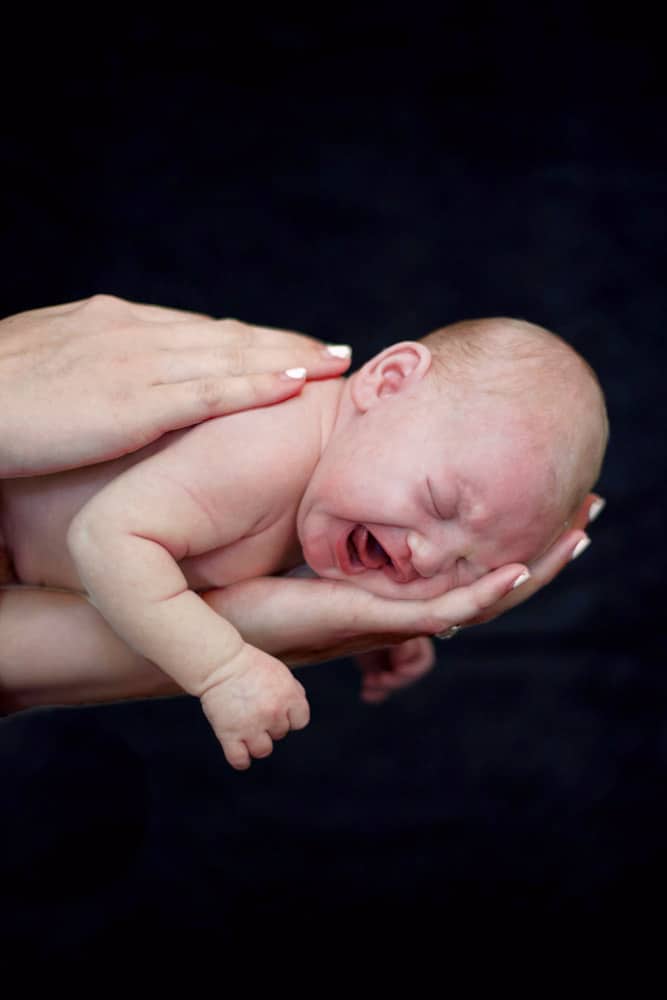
207, 495, 604, 673
206, 559, 535, 668
0, 294, 351, 478
462, 492, 603, 628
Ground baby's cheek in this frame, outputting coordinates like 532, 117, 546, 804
456, 561, 487, 588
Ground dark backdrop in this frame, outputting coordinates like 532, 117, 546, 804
1, 8, 664, 967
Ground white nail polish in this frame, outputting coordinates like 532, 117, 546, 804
571, 536, 591, 560
512, 570, 531, 589
284, 367, 307, 379
325, 344, 352, 358
588, 498, 606, 523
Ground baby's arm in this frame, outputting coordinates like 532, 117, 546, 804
66, 438, 309, 769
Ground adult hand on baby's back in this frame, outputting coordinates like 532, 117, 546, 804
0, 294, 351, 477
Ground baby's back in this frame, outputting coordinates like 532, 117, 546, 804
0, 386, 324, 592
0, 436, 175, 589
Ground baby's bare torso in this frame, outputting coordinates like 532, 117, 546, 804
0, 389, 324, 592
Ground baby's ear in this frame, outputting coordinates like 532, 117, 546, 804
351, 341, 432, 412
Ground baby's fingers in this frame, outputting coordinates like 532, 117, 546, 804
287, 697, 311, 731
223, 740, 252, 771
245, 732, 274, 760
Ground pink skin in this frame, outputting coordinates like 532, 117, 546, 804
297, 341, 565, 603
356, 636, 436, 704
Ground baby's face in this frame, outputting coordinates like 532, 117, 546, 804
297, 385, 564, 600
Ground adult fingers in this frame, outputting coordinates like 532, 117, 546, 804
468, 530, 589, 627
464, 496, 604, 629
572, 492, 605, 532
159, 318, 338, 352
376, 563, 531, 637
148, 370, 310, 428
126, 300, 214, 323
154, 344, 350, 382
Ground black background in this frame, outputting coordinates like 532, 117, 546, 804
1, 7, 665, 968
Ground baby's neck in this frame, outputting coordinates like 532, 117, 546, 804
301, 373, 352, 459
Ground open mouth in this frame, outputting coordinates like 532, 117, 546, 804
346, 525, 394, 571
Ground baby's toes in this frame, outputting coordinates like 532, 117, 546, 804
395, 637, 435, 676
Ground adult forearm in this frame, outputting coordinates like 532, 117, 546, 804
0, 587, 181, 713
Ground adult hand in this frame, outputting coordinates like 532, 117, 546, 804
0, 295, 351, 477
463, 492, 603, 627
347, 494, 603, 704
204, 494, 604, 667
0, 497, 604, 714
0, 559, 531, 713
202, 560, 534, 666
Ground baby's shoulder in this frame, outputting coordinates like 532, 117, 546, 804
152, 391, 318, 514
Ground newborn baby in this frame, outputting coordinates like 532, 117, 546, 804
0, 318, 608, 767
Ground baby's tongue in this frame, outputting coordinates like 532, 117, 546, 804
352, 526, 388, 570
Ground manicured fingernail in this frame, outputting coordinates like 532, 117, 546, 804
512, 570, 531, 590
588, 498, 606, 523
325, 344, 352, 359
283, 367, 307, 379
571, 536, 591, 560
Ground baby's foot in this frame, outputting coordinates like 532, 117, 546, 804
357, 636, 435, 704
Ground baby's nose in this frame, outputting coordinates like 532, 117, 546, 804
407, 531, 447, 578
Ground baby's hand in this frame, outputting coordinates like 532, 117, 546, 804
356, 636, 435, 704
199, 644, 310, 770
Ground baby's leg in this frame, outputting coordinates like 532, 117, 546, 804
356, 636, 436, 704
0, 586, 181, 713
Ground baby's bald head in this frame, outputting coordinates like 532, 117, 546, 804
419, 317, 609, 526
